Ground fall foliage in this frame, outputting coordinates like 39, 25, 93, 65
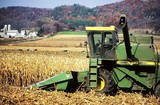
0, 0, 159, 34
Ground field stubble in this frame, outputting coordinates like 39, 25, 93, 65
0, 85, 159, 105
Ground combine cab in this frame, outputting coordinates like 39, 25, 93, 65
29, 15, 160, 97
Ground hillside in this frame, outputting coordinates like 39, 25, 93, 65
0, 7, 52, 30
0, 0, 159, 34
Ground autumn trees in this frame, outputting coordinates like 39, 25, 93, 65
0, 0, 160, 35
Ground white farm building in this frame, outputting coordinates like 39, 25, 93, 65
0, 24, 37, 38
7, 30, 19, 38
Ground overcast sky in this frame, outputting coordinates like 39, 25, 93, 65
0, 0, 122, 8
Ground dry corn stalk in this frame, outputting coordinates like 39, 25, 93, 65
0, 50, 88, 86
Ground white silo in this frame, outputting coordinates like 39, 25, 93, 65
8, 24, 11, 31
4, 25, 7, 34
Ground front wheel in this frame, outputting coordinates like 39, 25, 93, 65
95, 69, 115, 94
154, 83, 160, 97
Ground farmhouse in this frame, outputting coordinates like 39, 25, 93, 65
7, 30, 19, 38
0, 24, 37, 38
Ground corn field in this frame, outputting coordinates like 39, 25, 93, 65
0, 50, 88, 86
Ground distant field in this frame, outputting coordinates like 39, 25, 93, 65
58, 31, 87, 35
0, 31, 88, 52
13, 34, 86, 48
0, 31, 160, 52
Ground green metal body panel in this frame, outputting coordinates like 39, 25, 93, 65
112, 68, 132, 88
56, 82, 68, 90
30, 70, 89, 90
112, 67, 152, 89
118, 78, 132, 88
77, 71, 89, 82
31, 71, 73, 90
112, 68, 126, 81
116, 43, 155, 60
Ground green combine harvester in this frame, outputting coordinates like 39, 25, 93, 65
29, 14, 160, 97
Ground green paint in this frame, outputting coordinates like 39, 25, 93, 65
115, 67, 152, 89
90, 58, 98, 67
116, 43, 155, 60
77, 71, 88, 82
56, 82, 68, 90
31, 71, 73, 89
113, 68, 126, 81
118, 78, 132, 88
112, 68, 132, 88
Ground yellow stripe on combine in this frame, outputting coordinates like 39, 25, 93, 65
140, 61, 156, 66
85, 26, 116, 31
117, 61, 160, 66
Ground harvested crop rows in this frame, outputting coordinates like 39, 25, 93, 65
0, 85, 159, 105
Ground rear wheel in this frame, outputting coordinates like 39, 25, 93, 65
95, 69, 115, 94
154, 83, 160, 97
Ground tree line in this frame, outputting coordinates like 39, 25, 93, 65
0, 0, 159, 36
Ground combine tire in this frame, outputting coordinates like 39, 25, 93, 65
95, 69, 115, 94
154, 83, 160, 97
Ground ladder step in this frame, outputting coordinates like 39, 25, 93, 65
89, 81, 97, 87
89, 65, 98, 87
90, 68, 97, 73
90, 75, 97, 80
